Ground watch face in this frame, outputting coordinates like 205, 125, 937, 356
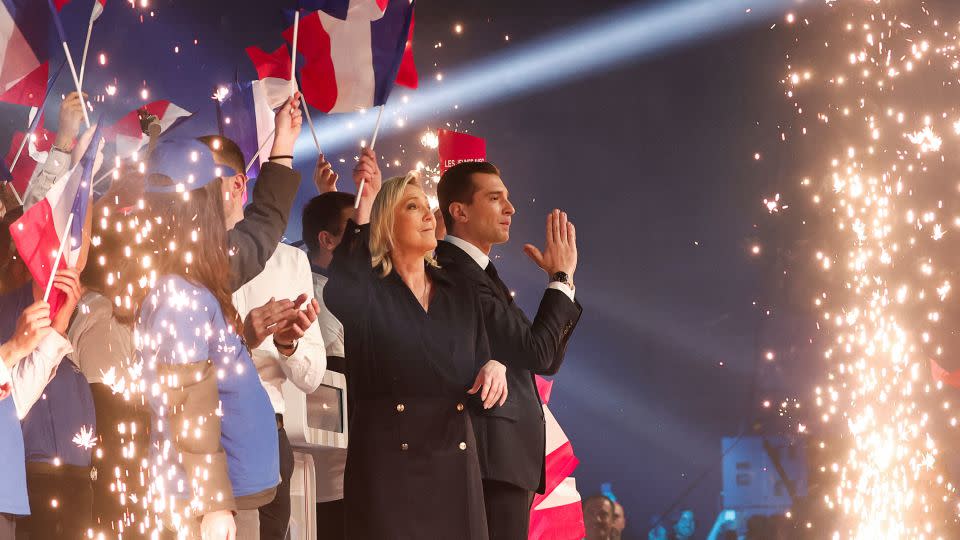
552, 272, 569, 283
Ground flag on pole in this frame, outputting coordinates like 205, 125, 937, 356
218, 79, 276, 177
106, 100, 191, 158
0, 0, 53, 98
438, 129, 486, 173
245, 44, 295, 107
9, 122, 102, 316
282, 0, 415, 113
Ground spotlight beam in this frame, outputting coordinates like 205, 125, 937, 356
296, 0, 799, 155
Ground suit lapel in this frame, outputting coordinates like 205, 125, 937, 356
436, 241, 522, 308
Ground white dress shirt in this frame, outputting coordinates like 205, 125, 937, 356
233, 243, 327, 414
311, 271, 345, 359
443, 235, 576, 301
0, 332, 72, 418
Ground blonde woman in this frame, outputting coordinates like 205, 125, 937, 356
324, 149, 508, 539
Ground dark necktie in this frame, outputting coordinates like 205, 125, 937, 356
484, 262, 513, 303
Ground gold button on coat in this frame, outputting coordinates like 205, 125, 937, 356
401, 443, 409, 451
396, 404, 405, 413
459, 442, 467, 450
456, 403, 465, 412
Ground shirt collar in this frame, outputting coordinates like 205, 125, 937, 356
444, 235, 490, 270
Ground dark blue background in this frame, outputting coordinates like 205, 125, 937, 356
1, 1, 811, 537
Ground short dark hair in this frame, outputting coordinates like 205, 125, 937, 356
302, 192, 355, 253
197, 135, 246, 175
437, 161, 500, 233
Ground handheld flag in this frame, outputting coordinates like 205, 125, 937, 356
9, 122, 103, 316
106, 100, 191, 158
218, 79, 276, 177
283, 0, 414, 113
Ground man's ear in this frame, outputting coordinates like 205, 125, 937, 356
449, 201, 468, 224
318, 231, 335, 251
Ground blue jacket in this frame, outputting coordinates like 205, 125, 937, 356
138, 276, 279, 511
0, 397, 28, 515
0, 285, 95, 469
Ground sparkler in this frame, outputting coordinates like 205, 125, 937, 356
775, 1, 960, 537
72, 425, 98, 450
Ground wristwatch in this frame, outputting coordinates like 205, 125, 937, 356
551, 271, 571, 287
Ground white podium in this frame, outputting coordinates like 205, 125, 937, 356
282, 369, 349, 540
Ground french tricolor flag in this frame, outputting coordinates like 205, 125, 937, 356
0, 0, 52, 99
529, 376, 586, 540
283, 0, 415, 113
219, 78, 279, 177
9, 123, 102, 316
106, 100, 191, 158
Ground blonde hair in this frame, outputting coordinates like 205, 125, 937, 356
369, 172, 438, 276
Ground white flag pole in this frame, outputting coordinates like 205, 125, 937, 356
246, 128, 278, 174
78, 10, 96, 87
290, 10, 300, 95
354, 105, 384, 209
61, 41, 91, 128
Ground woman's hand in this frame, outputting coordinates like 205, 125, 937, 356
0, 301, 52, 367
201, 510, 236, 540
468, 360, 508, 409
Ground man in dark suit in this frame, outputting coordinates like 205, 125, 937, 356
435, 161, 582, 539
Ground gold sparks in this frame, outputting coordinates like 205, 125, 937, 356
779, 1, 960, 537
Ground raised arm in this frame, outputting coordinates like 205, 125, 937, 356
22, 92, 85, 208
322, 148, 382, 326
323, 219, 373, 332
227, 94, 303, 291
487, 209, 582, 375
478, 282, 581, 376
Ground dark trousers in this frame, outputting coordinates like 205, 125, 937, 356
16, 465, 93, 540
482, 479, 533, 540
259, 422, 295, 540
316, 499, 345, 540
89, 383, 153, 537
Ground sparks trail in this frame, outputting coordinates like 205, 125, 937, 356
773, 1, 960, 538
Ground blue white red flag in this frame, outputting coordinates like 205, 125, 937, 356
9, 122, 102, 317
283, 0, 415, 113
106, 100, 191, 158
